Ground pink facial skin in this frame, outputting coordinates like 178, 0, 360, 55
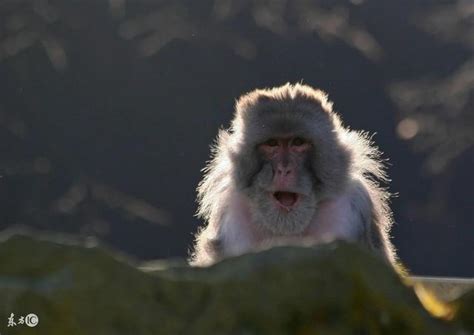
258, 137, 311, 211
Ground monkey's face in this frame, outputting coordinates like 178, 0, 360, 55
230, 85, 351, 235
246, 136, 318, 235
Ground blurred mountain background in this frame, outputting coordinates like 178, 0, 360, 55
0, 0, 472, 276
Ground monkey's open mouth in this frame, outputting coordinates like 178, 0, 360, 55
273, 191, 299, 211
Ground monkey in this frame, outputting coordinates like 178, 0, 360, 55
190, 83, 397, 267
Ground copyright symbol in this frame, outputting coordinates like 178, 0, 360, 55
25, 313, 39, 327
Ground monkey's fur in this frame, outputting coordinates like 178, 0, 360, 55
190, 83, 396, 267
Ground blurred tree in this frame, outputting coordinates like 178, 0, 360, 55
0, 0, 472, 275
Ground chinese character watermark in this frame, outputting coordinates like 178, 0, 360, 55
7, 314, 15, 327
7, 313, 39, 328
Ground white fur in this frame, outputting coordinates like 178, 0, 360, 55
306, 183, 363, 242
190, 84, 395, 266
219, 192, 257, 256
191, 179, 370, 266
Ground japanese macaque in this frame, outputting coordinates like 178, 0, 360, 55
190, 83, 397, 267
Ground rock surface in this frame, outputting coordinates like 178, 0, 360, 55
0, 233, 470, 335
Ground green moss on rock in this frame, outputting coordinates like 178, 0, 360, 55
0, 234, 469, 335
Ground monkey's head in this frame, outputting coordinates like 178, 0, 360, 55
229, 83, 351, 235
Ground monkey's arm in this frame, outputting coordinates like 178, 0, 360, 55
189, 226, 221, 266
356, 179, 397, 265
190, 192, 257, 266
307, 178, 396, 265
342, 178, 396, 265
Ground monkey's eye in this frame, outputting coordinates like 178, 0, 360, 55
265, 139, 278, 147
292, 137, 306, 146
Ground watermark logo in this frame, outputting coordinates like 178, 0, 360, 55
7, 313, 39, 328
25, 314, 39, 327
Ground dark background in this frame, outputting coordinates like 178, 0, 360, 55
0, 0, 472, 276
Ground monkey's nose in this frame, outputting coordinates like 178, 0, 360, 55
277, 166, 292, 176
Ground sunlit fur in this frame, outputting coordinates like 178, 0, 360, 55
190, 83, 396, 266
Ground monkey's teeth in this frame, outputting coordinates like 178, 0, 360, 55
273, 191, 298, 208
